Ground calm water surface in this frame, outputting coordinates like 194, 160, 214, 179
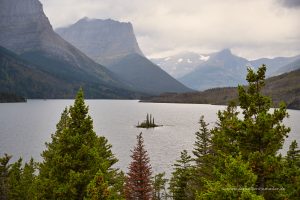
0, 100, 299, 177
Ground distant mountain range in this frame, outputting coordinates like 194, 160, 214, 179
154, 49, 300, 91
56, 18, 192, 95
150, 52, 210, 78
142, 68, 300, 110
179, 49, 249, 91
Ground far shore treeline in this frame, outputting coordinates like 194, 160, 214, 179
1, 65, 300, 199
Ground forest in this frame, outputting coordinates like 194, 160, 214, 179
0, 66, 300, 199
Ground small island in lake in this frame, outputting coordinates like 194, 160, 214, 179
136, 114, 161, 128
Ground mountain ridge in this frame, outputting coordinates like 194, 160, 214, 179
142, 68, 300, 110
56, 17, 143, 66
0, 0, 141, 98
56, 18, 192, 95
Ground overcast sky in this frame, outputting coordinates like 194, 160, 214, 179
40, 0, 300, 59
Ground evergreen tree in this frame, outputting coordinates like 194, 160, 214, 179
152, 172, 168, 200
287, 140, 300, 167
187, 116, 213, 199
208, 65, 290, 198
125, 132, 153, 200
19, 158, 37, 200
146, 114, 150, 126
38, 89, 119, 199
193, 116, 211, 166
0, 154, 11, 200
86, 170, 110, 200
7, 158, 22, 200
279, 140, 300, 199
169, 150, 193, 200
196, 154, 264, 200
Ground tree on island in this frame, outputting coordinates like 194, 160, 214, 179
137, 114, 159, 128
125, 133, 153, 199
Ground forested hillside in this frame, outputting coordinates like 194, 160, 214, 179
142, 68, 300, 110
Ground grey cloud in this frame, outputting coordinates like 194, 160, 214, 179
279, 0, 300, 8
40, 0, 300, 59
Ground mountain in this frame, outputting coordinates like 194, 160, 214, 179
179, 49, 249, 91
56, 18, 192, 95
275, 58, 300, 75
150, 52, 210, 78
142, 69, 300, 110
0, 0, 139, 98
56, 17, 143, 65
0, 46, 72, 98
108, 53, 192, 94
250, 55, 300, 76
0, 46, 139, 99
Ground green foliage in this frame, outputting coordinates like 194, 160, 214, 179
85, 170, 110, 200
169, 150, 193, 200
0, 154, 11, 200
38, 89, 119, 199
205, 65, 291, 199
186, 116, 214, 199
277, 140, 300, 199
0, 155, 37, 200
197, 154, 264, 200
152, 172, 168, 200
193, 116, 211, 166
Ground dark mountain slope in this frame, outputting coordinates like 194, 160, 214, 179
0, 46, 140, 99
0, 46, 73, 98
108, 54, 193, 95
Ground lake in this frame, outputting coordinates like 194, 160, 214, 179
0, 100, 299, 177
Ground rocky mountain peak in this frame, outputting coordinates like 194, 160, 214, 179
56, 17, 143, 65
0, 0, 53, 54
214, 48, 233, 58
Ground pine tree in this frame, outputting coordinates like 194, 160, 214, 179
169, 150, 193, 200
279, 140, 300, 199
19, 158, 37, 200
86, 170, 110, 200
193, 115, 212, 167
7, 158, 22, 200
196, 154, 264, 200
0, 154, 11, 200
187, 116, 213, 199
38, 89, 119, 199
207, 65, 290, 199
146, 114, 150, 126
152, 172, 168, 200
125, 132, 153, 200
287, 140, 300, 167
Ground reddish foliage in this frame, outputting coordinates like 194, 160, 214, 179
125, 133, 153, 200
